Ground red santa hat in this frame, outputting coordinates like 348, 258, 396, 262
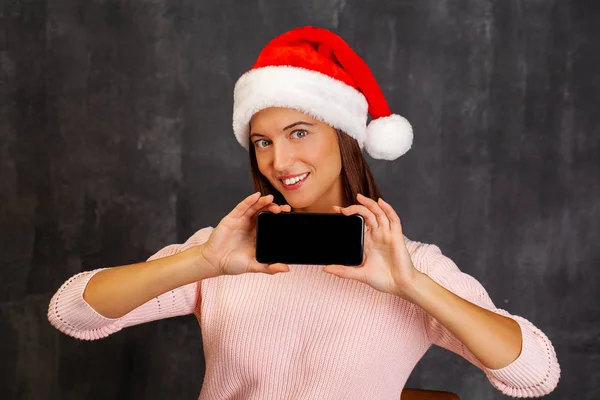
232, 26, 413, 160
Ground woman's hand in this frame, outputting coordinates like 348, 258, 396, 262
200, 192, 291, 277
324, 193, 421, 299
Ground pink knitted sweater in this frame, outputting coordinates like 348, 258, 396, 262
48, 227, 560, 399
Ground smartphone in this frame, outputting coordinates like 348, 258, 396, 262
255, 211, 365, 266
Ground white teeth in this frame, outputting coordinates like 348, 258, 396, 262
282, 173, 308, 186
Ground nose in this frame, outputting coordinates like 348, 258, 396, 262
272, 142, 295, 172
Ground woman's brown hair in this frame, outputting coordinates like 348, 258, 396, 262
248, 128, 383, 208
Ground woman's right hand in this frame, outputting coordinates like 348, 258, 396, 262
200, 192, 291, 277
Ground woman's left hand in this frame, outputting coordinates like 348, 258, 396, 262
324, 193, 421, 299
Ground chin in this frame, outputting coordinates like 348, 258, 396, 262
282, 194, 316, 211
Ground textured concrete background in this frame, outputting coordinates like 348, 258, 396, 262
1, 0, 598, 399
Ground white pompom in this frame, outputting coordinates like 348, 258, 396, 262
364, 114, 413, 160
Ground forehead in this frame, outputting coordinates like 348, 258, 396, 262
250, 107, 321, 130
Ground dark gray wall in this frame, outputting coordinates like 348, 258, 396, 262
1, 0, 598, 399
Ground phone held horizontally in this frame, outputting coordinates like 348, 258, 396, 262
255, 211, 365, 266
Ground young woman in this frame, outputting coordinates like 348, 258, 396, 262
48, 26, 560, 399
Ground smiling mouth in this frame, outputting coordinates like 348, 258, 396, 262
280, 172, 310, 187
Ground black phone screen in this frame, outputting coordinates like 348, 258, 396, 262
255, 212, 364, 266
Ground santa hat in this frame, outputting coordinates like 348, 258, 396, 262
232, 26, 413, 160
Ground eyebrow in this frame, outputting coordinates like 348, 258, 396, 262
250, 121, 314, 139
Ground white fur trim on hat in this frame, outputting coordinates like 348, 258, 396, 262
233, 66, 368, 149
365, 114, 413, 160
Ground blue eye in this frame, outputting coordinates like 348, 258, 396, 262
292, 130, 308, 139
254, 139, 270, 148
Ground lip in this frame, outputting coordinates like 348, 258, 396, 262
277, 172, 309, 180
279, 172, 310, 191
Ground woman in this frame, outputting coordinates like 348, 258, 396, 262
48, 26, 560, 399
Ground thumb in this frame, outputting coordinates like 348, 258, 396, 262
248, 260, 289, 275
323, 264, 365, 282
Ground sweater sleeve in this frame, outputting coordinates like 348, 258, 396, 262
47, 226, 214, 341
413, 242, 560, 398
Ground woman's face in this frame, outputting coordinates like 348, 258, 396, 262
249, 107, 344, 213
